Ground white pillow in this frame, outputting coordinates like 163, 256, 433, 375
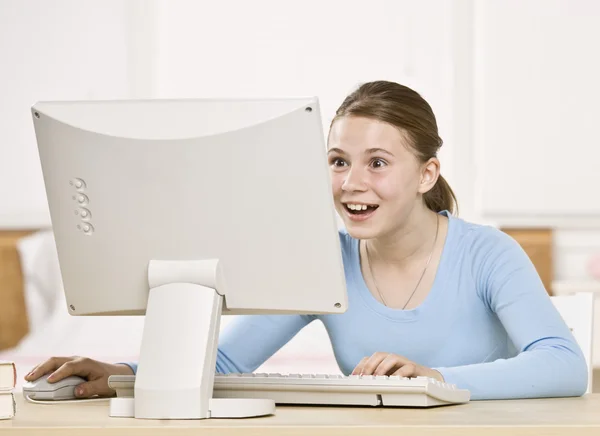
16, 230, 63, 334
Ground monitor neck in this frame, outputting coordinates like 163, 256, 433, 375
133, 259, 273, 419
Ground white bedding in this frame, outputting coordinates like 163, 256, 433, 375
1, 231, 340, 389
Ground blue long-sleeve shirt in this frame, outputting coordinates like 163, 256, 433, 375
128, 211, 589, 400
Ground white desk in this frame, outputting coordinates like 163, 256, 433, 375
1, 393, 600, 435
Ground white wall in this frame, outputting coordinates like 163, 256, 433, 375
3, 1, 599, 246
473, 0, 600, 229
151, 0, 459, 194
0, 0, 144, 228
0, 0, 465, 227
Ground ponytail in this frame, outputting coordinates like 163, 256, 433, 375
423, 174, 458, 215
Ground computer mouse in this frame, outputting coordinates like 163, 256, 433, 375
22, 374, 86, 400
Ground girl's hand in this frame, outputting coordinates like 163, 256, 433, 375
351, 352, 444, 381
24, 356, 134, 398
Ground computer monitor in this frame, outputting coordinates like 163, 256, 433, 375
31, 98, 348, 420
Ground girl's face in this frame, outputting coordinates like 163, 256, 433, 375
327, 116, 425, 240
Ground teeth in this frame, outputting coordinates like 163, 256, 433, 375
347, 204, 369, 210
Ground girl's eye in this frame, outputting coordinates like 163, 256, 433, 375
330, 158, 347, 167
371, 158, 387, 169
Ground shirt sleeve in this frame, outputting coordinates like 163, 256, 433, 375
216, 314, 315, 374
433, 227, 588, 400
119, 314, 315, 375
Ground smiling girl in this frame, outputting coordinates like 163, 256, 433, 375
26, 81, 588, 401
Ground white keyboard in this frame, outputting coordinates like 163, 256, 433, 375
109, 373, 470, 408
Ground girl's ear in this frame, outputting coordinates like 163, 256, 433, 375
418, 158, 440, 194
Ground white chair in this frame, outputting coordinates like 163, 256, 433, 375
551, 292, 594, 393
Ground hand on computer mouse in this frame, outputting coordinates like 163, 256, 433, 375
24, 356, 134, 398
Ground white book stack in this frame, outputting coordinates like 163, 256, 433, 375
0, 361, 16, 420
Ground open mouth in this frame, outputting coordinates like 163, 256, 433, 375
343, 203, 379, 215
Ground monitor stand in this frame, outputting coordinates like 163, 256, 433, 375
133, 260, 275, 419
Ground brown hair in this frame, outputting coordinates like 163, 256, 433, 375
329, 80, 458, 215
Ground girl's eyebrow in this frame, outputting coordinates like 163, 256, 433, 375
327, 147, 395, 157
366, 147, 394, 157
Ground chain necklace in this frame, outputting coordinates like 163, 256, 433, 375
365, 213, 440, 310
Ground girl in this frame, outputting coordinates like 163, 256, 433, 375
26, 81, 588, 400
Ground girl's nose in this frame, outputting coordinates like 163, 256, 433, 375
342, 168, 367, 192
